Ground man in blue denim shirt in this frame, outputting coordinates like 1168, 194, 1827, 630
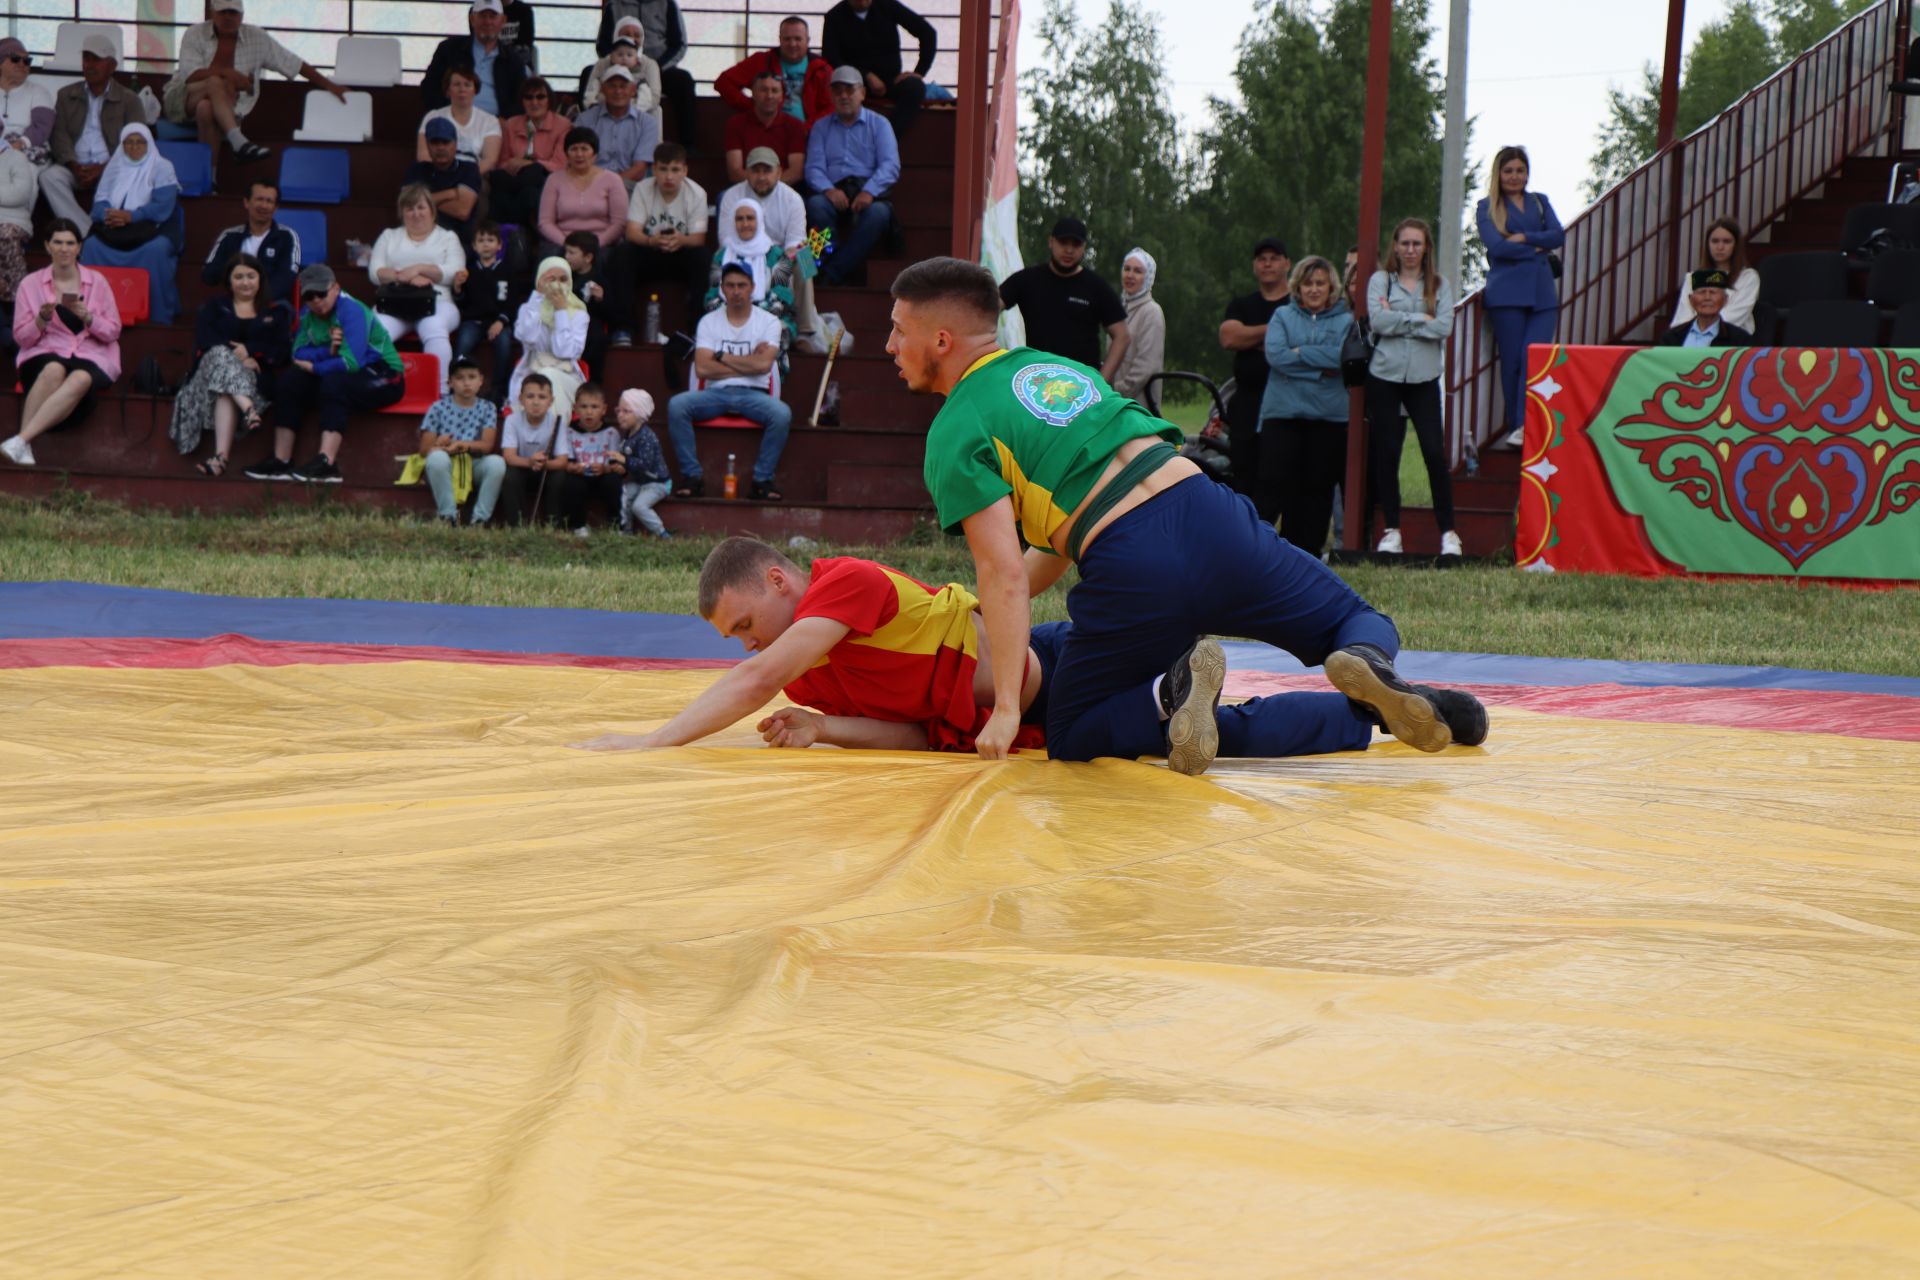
804, 66, 899, 285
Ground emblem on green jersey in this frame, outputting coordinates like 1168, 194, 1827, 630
1012, 363, 1100, 426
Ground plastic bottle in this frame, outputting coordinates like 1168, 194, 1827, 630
643, 294, 661, 345
723, 453, 738, 501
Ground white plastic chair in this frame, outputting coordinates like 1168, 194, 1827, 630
292, 90, 374, 143
46, 23, 124, 72
331, 37, 403, 88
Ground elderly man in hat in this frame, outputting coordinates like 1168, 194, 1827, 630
1656, 270, 1754, 348
803, 66, 899, 285
164, 0, 345, 164
575, 63, 659, 187
41, 34, 139, 234
997, 215, 1132, 385
423, 0, 529, 116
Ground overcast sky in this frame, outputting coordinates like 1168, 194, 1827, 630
1019, 0, 1733, 226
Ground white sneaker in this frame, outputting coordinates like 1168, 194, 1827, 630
1440, 531, 1464, 556
1, 435, 34, 466
1375, 527, 1402, 554
1501, 426, 1526, 450
573, 526, 591, 539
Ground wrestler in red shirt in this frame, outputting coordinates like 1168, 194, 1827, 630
582, 537, 1057, 752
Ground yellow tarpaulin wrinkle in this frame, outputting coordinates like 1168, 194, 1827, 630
1, 660, 1918, 1278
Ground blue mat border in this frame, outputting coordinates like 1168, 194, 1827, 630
4, 582, 1917, 698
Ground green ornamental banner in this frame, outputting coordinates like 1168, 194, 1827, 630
1515, 345, 1920, 581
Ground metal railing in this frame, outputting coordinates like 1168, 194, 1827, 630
1444, 0, 1905, 466
6, 0, 1003, 110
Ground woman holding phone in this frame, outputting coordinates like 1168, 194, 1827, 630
3, 218, 121, 467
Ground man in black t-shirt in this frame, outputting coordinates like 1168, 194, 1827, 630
1218, 236, 1291, 497
999, 216, 1130, 384
406, 118, 485, 246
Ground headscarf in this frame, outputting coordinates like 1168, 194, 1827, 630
619, 388, 655, 424
1123, 247, 1157, 301
535, 255, 588, 327
97, 123, 178, 213
614, 17, 645, 44
719, 197, 776, 301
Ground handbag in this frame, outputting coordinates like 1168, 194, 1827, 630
1340, 319, 1374, 388
375, 282, 437, 322
1530, 195, 1564, 279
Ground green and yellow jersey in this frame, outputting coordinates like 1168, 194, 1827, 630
923, 348, 1181, 553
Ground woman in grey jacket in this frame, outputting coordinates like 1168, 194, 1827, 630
1365, 217, 1459, 555
1259, 255, 1353, 555
1111, 246, 1165, 411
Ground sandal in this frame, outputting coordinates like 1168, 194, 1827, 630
673, 477, 704, 499
239, 406, 263, 437
197, 452, 228, 477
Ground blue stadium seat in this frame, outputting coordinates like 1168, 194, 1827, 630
158, 141, 213, 197
276, 148, 351, 205
277, 208, 329, 266
153, 118, 198, 142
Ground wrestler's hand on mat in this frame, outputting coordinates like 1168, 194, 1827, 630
758, 707, 822, 748
974, 705, 1022, 761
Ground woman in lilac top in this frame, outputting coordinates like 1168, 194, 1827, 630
536, 126, 633, 346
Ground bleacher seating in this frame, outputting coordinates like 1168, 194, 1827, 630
331, 37, 404, 89
293, 92, 375, 145
158, 142, 215, 198
1865, 247, 1920, 305
46, 23, 122, 72
1889, 300, 1920, 345
277, 149, 352, 205
388, 353, 444, 417
1782, 298, 1881, 345
92, 266, 152, 326
278, 209, 330, 266
1840, 202, 1907, 257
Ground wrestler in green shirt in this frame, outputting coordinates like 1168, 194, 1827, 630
924, 347, 1181, 552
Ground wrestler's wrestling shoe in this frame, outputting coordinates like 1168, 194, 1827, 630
1413, 684, 1489, 746
1324, 643, 1452, 753
1162, 637, 1226, 776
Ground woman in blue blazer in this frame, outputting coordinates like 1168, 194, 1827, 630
1475, 145, 1562, 449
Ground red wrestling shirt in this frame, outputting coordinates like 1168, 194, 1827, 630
785, 558, 1032, 752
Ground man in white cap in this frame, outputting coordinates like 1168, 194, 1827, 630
423, 0, 529, 117
163, 0, 346, 164
42, 34, 138, 233
575, 64, 659, 187
803, 67, 899, 285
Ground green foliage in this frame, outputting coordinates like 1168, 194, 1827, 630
1585, 0, 1875, 199
1015, 0, 1465, 382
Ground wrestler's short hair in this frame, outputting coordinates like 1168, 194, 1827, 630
889, 256, 1002, 326
697, 536, 801, 617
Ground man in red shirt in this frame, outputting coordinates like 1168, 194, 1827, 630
721, 67, 810, 185
714, 15, 832, 123
581, 538, 1392, 762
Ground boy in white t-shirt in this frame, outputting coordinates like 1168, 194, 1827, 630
664, 263, 792, 502
625, 140, 709, 305
496, 373, 564, 524
555, 383, 627, 536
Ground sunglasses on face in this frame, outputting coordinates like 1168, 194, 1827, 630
301, 291, 327, 303
5, 56, 29, 65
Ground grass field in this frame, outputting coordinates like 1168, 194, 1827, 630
3, 493, 1915, 676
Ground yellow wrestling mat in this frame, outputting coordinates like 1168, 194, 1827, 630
2, 661, 1918, 1277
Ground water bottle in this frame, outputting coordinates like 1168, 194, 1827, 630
642, 294, 661, 345
722, 453, 738, 501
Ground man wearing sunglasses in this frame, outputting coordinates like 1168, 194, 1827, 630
0, 39, 55, 165
492, 75, 568, 229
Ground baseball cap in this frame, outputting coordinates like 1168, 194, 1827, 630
1050, 216, 1088, 243
720, 261, 754, 281
297, 263, 336, 298
210, 0, 244, 12
1690, 268, 1731, 291
745, 146, 780, 170
830, 65, 863, 87
601, 64, 636, 83
80, 32, 116, 60
470, 0, 505, 13
424, 116, 458, 142
1251, 236, 1288, 259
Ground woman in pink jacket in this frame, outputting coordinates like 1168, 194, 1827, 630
4, 218, 121, 467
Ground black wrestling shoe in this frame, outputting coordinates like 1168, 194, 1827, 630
1324, 642, 1451, 753
1412, 684, 1488, 747
1161, 637, 1226, 776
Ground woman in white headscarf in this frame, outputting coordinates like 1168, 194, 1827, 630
78, 122, 185, 323
704, 197, 795, 350
508, 256, 591, 424
1111, 246, 1165, 410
